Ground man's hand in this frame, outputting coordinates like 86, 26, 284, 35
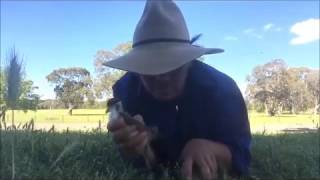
180, 139, 232, 180
107, 114, 149, 156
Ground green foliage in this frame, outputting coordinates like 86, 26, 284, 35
37, 99, 64, 109
1, 76, 40, 112
286, 67, 312, 113
246, 59, 320, 116
93, 42, 132, 99
18, 80, 40, 112
0, 69, 6, 105
305, 70, 320, 114
5, 48, 23, 110
251, 133, 320, 179
1, 50, 40, 113
0, 130, 318, 179
46, 67, 93, 111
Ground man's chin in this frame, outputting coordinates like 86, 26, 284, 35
152, 94, 176, 102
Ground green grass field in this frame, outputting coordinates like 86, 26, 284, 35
0, 109, 319, 179
3, 109, 107, 123
2, 109, 319, 133
1, 130, 319, 180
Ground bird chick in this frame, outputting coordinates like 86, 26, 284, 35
107, 97, 158, 168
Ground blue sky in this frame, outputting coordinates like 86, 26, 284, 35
1, 1, 319, 99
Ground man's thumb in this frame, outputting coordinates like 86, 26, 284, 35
133, 114, 145, 125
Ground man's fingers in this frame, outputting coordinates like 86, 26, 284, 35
135, 133, 150, 154
182, 157, 193, 180
133, 114, 145, 125
123, 131, 148, 150
209, 155, 218, 179
107, 116, 126, 132
205, 155, 217, 179
112, 125, 136, 143
197, 158, 212, 180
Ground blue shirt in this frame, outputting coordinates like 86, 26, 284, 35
112, 60, 251, 175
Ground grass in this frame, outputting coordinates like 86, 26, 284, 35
0, 110, 319, 179
3, 109, 107, 124
248, 112, 318, 133
0, 130, 319, 180
3, 109, 319, 133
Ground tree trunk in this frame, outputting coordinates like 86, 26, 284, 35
12, 109, 14, 128
264, 102, 269, 116
0, 106, 6, 127
279, 104, 283, 114
292, 105, 296, 115
314, 101, 319, 115
68, 103, 73, 116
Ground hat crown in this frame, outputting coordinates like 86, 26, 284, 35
133, 0, 190, 45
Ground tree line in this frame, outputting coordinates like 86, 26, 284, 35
1, 45, 319, 117
0, 49, 40, 112
246, 59, 319, 116
0, 43, 130, 115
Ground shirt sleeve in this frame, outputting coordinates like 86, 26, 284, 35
205, 80, 252, 176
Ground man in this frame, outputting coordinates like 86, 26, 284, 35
106, 0, 251, 179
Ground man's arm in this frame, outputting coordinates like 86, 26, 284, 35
210, 80, 252, 176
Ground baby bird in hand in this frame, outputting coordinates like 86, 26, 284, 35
107, 97, 158, 168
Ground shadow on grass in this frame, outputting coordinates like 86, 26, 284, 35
251, 131, 319, 180
71, 114, 106, 116
1, 129, 319, 180
281, 127, 319, 133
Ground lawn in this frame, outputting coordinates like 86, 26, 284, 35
1, 110, 319, 179
2, 109, 319, 133
0, 130, 319, 180
3, 109, 107, 123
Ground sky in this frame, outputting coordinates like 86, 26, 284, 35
1, 0, 319, 100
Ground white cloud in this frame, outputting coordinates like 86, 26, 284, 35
243, 28, 255, 34
224, 36, 238, 41
263, 23, 283, 32
253, 34, 263, 39
243, 28, 263, 39
290, 18, 320, 45
275, 27, 282, 32
263, 23, 274, 31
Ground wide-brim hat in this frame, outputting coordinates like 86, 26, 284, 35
103, 0, 224, 75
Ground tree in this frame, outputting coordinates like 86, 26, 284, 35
93, 42, 131, 99
5, 49, 23, 126
286, 67, 311, 114
0, 69, 6, 105
246, 59, 290, 116
305, 70, 320, 114
38, 99, 64, 109
46, 67, 93, 115
0, 69, 6, 124
18, 80, 40, 112
246, 59, 320, 115
4, 48, 23, 180
1, 53, 40, 128
1, 69, 40, 112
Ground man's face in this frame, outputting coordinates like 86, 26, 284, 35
140, 63, 191, 101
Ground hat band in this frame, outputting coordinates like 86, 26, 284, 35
132, 38, 190, 48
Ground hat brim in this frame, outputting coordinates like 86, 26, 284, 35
103, 42, 224, 75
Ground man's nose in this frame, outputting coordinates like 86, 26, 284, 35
154, 74, 171, 82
